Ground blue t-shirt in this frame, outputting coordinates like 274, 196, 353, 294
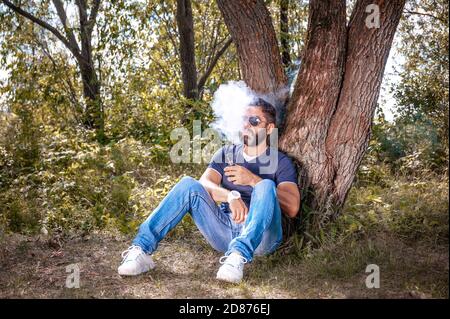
207, 144, 298, 208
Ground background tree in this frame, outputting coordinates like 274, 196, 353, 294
279, 0, 291, 68
1, 0, 105, 141
391, 0, 449, 170
176, 0, 198, 101
175, 0, 232, 123
0, 1, 238, 141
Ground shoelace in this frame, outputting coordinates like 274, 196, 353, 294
121, 245, 143, 262
219, 254, 248, 266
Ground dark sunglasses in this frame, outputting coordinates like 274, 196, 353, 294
244, 116, 266, 127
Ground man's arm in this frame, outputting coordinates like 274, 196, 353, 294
276, 182, 301, 218
222, 165, 301, 218
199, 168, 230, 202
199, 168, 248, 224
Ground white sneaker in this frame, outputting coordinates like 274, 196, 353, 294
118, 245, 155, 276
216, 252, 248, 284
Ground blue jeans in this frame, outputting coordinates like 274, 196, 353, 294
132, 176, 283, 262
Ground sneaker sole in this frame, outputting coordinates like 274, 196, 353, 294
118, 265, 154, 276
216, 270, 242, 284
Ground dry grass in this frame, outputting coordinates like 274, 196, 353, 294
0, 157, 448, 299
0, 226, 447, 299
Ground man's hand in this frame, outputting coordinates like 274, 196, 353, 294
229, 197, 248, 224
224, 165, 262, 187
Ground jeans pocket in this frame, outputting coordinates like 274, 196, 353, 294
220, 202, 231, 214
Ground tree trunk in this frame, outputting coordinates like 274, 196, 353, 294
280, 0, 291, 68
323, 0, 406, 213
176, 0, 198, 101
217, 0, 406, 232
280, 0, 347, 223
216, 0, 287, 100
282, 0, 406, 228
77, 0, 104, 142
79, 62, 103, 137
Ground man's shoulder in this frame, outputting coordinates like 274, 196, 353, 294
271, 148, 297, 172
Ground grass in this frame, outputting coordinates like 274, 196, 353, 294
0, 168, 448, 298
0, 135, 448, 298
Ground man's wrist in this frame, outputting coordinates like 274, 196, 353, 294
250, 175, 263, 187
227, 190, 241, 203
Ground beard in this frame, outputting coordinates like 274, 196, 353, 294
241, 128, 267, 146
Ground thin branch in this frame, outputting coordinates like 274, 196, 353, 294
197, 37, 232, 91
216, 51, 237, 88
1, 0, 84, 62
148, 53, 174, 83
51, 0, 80, 52
75, 0, 94, 69
159, 2, 180, 60
75, 0, 88, 26
403, 9, 446, 23
203, 20, 219, 69
32, 37, 83, 121
87, 0, 101, 36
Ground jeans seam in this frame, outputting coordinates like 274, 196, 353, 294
191, 190, 231, 228
154, 187, 231, 235
253, 187, 277, 228
154, 200, 190, 235
250, 186, 281, 255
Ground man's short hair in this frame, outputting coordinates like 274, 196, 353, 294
250, 98, 277, 126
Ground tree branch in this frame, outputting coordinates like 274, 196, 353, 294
280, 0, 291, 68
75, 0, 88, 26
159, 2, 180, 60
35, 37, 83, 120
403, 9, 446, 23
75, 0, 94, 68
197, 37, 232, 91
1, 0, 84, 61
51, 0, 80, 53
87, 0, 101, 36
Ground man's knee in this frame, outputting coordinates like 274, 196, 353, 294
179, 175, 196, 184
178, 176, 204, 192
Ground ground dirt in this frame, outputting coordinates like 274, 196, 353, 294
1, 229, 448, 299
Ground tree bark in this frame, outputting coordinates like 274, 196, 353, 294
79, 62, 102, 133
217, 0, 406, 231
216, 0, 287, 101
280, 0, 291, 68
176, 0, 198, 100
279, 0, 347, 220
324, 0, 406, 212
75, 0, 104, 140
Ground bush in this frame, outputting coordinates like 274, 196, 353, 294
343, 175, 448, 246
0, 120, 205, 236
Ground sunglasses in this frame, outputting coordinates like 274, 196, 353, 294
244, 116, 266, 127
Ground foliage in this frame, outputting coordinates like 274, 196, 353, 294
0, 0, 448, 242
367, 108, 448, 175
0, 120, 205, 235
390, 0, 449, 169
